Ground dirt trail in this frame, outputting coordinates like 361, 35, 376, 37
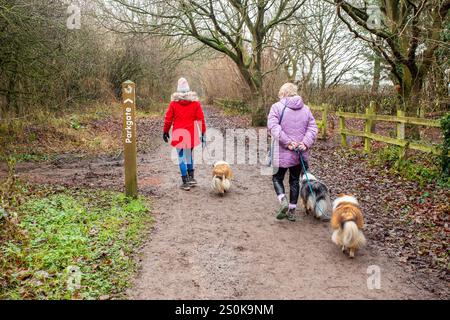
128, 108, 443, 300
128, 140, 437, 300
3, 106, 446, 300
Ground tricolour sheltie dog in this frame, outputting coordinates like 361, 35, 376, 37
211, 161, 233, 195
299, 172, 332, 221
331, 194, 366, 258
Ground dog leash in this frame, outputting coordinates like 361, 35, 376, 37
295, 147, 328, 219
202, 137, 213, 159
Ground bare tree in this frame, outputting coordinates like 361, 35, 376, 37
280, 0, 369, 94
97, 0, 306, 125
332, 0, 450, 115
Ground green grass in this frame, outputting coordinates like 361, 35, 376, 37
0, 188, 152, 300
368, 146, 449, 188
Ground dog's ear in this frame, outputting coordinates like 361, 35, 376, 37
337, 193, 345, 198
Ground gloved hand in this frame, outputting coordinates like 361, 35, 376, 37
201, 134, 207, 148
163, 132, 170, 143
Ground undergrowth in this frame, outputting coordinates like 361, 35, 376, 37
0, 171, 152, 300
368, 146, 449, 188
0, 101, 165, 163
215, 99, 250, 116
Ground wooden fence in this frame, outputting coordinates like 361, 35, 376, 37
213, 99, 446, 159
336, 102, 447, 160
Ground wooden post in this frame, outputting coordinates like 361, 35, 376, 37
364, 103, 375, 153
397, 109, 406, 161
322, 104, 328, 140
122, 80, 138, 198
418, 106, 425, 140
339, 110, 347, 147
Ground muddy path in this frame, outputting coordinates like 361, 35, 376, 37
128, 147, 439, 299
2, 106, 447, 299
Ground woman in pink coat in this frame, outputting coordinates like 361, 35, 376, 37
267, 83, 318, 222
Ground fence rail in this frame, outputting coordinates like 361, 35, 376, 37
309, 104, 328, 139
336, 102, 447, 159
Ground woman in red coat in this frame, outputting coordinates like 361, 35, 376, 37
163, 78, 206, 190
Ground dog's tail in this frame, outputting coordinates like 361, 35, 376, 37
222, 177, 231, 192
342, 221, 366, 249
212, 175, 229, 194
314, 197, 332, 221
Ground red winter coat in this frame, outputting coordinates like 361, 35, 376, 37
163, 92, 206, 149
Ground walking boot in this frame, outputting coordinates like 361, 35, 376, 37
287, 208, 297, 222
180, 176, 191, 191
276, 196, 289, 220
187, 169, 197, 186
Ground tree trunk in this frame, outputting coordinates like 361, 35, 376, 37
396, 65, 424, 115
6, 72, 18, 115
320, 61, 326, 90
397, 65, 424, 139
236, 64, 267, 126
249, 91, 267, 127
371, 53, 381, 94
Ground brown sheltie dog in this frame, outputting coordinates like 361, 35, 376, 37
331, 194, 366, 258
211, 161, 233, 195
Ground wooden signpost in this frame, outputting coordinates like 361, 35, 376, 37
122, 80, 138, 198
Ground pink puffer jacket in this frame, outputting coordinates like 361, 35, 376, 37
267, 95, 318, 168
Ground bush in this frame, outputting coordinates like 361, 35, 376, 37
441, 112, 450, 176
304, 85, 398, 114
215, 98, 250, 115
370, 146, 449, 187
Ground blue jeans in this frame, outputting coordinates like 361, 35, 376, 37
177, 148, 194, 177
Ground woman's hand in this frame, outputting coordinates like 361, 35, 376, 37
288, 142, 307, 151
297, 142, 307, 152
288, 142, 299, 151
163, 132, 170, 143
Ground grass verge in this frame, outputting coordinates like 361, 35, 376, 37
0, 101, 168, 162
368, 146, 449, 188
0, 183, 152, 300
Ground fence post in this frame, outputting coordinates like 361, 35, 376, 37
122, 80, 138, 198
396, 109, 406, 161
364, 103, 375, 153
321, 104, 328, 140
339, 110, 347, 147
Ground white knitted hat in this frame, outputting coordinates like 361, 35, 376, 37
177, 77, 190, 93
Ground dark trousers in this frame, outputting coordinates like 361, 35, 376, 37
272, 165, 303, 205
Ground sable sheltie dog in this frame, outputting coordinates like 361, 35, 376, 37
331, 194, 367, 258
299, 172, 332, 221
211, 161, 233, 195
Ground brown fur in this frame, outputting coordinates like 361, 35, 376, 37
212, 164, 233, 180
331, 195, 366, 258
331, 203, 364, 230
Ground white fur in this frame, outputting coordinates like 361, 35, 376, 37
214, 160, 229, 167
222, 178, 231, 192
171, 91, 199, 102
332, 195, 359, 211
332, 221, 366, 256
301, 172, 317, 182
212, 176, 231, 194
315, 199, 330, 219
306, 196, 315, 213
